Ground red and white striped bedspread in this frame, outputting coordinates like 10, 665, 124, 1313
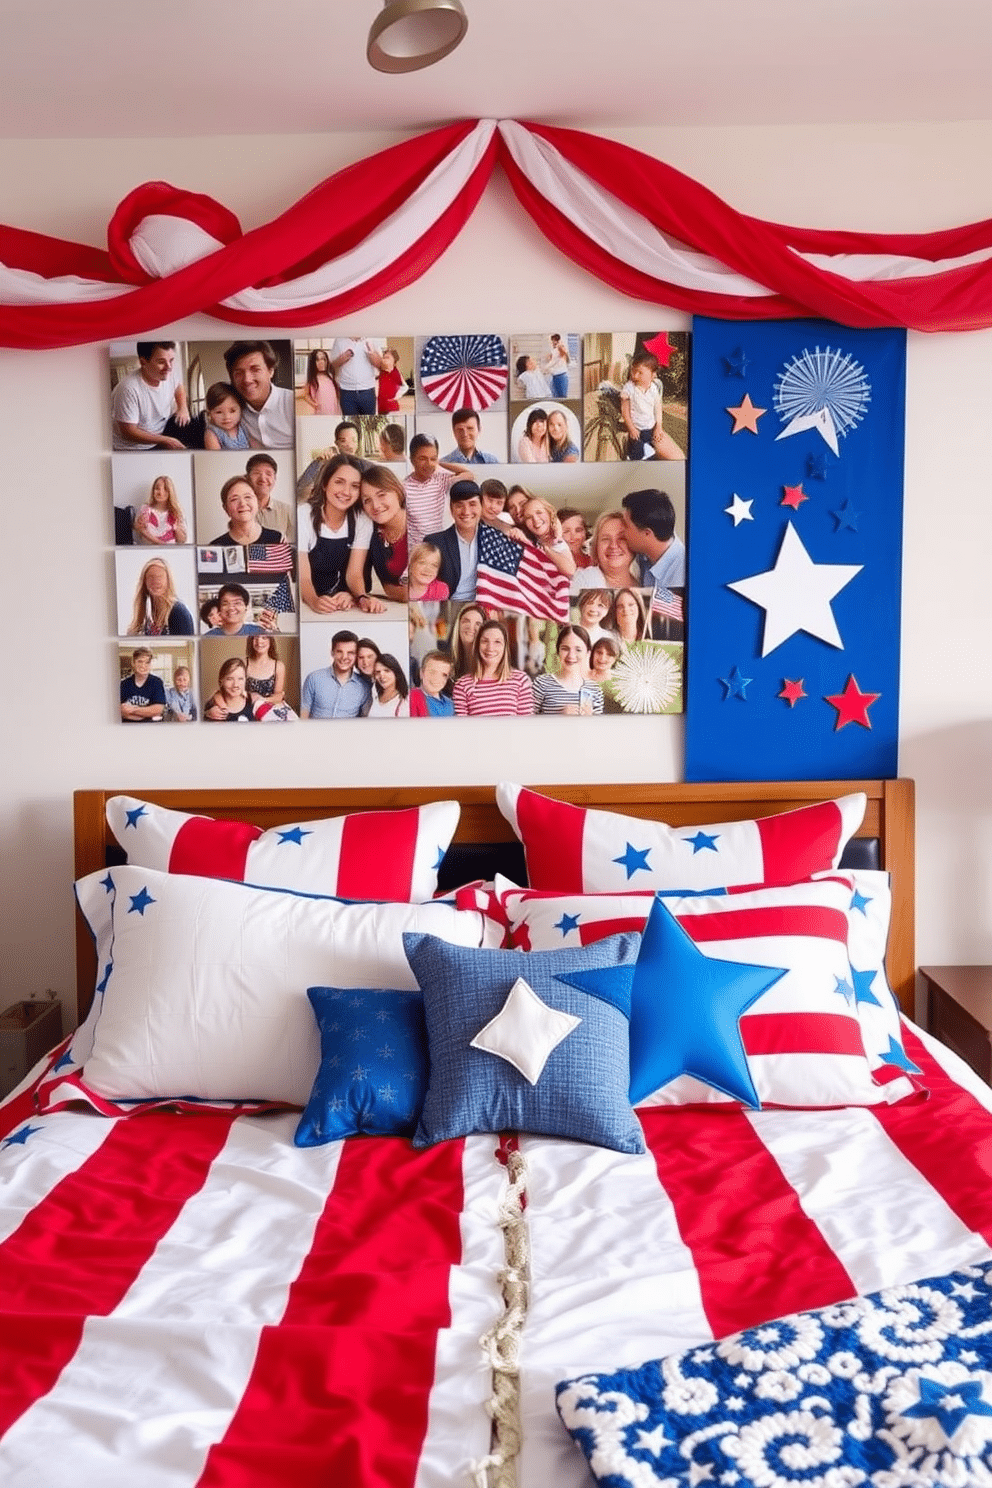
514, 1021, 992, 1486
3, 1020, 991, 1488
0, 1083, 503, 1488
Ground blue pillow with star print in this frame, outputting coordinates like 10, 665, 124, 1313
403, 931, 644, 1153
294, 987, 429, 1145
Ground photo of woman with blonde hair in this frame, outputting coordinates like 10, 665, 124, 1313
126, 558, 195, 636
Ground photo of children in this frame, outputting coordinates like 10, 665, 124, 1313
293, 337, 415, 421
118, 641, 194, 724
582, 331, 689, 462
509, 332, 581, 404
111, 453, 194, 547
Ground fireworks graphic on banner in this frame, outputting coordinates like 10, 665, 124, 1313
419, 334, 508, 411
611, 643, 682, 714
773, 346, 871, 456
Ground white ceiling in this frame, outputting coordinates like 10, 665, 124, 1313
1, 0, 990, 139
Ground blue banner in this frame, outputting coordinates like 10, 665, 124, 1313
685, 317, 905, 781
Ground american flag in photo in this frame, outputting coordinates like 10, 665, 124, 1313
264, 574, 296, 614
651, 585, 684, 621
419, 334, 508, 412
476, 522, 570, 622
247, 544, 294, 573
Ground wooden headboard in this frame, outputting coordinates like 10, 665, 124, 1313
73, 779, 915, 1021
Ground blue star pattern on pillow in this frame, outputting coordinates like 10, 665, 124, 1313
295, 987, 429, 1145
556, 1266, 992, 1488
403, 931, 644, 1153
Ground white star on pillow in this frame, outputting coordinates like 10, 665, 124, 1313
470, 977, 581, 1085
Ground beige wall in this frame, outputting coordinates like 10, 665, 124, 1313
2, 122, 991, 1022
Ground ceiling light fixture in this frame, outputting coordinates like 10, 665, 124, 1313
367, 0, 468, 73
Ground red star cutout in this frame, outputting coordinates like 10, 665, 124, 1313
725, 393, 766, 435
779, 678, 807, 707
642, 332, 675, 368
781, 483, 808, 510
824, 675, 881, 731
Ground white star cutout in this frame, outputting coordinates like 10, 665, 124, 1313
724, 493, 754, 526
688, 1462, 714, 1485
952, 1281, 979, 1301
470, 977, 581, 1085
961, 1351, 980, 1365
636, 1424, 673, 1455
726, 521, 862, 656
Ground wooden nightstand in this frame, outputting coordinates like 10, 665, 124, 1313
921, 965, 992, 1082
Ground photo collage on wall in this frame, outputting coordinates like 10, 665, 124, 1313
109, 330, 688, 723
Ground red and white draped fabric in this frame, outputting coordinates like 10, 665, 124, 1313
4, 119, 992, 348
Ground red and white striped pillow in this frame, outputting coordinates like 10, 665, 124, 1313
106, 794, 460, 903
495, 783, 866, 894
479, 877, 923, 1110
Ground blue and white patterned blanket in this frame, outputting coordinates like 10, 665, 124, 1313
556, 1266, 992, 1487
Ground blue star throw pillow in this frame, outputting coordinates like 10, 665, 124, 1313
402, 931, 644, 1153
294, 986, 429, 1145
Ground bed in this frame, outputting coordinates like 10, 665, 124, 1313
4, 777, 992, 1488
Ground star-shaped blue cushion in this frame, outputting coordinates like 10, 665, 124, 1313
627, 896, 787, 1107
295, 987, 429, 1145
277, 826, 311, 845
403, 931, 644, 1153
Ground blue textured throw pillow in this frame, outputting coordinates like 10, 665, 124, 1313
294, 986, 429, 1145
402, 931, 644, 1153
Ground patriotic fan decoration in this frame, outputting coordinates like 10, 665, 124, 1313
419, 334, 508, 412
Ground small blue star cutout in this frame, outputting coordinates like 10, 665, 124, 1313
850, 889, 872, 915
684, 831, 720, 855
52, 1046, 75, 1071
852, 967, 882, 1007
880, 1035, 923, 1075
554, 912, 581, 937
722, 347, 749, 377
830, 499, 860, 532
277, 827, 312, 845
833, 974, 855, 1004
901, 1376, 992, 1437
100, 873, 115, 893
719, 665, 752, 701
626, 897, 787, 1106
2, 1124, 41, 1148
128, 886, 155, 916
124, 804, 147, 829
433, 846, 446, 871
613, 843, 652, 880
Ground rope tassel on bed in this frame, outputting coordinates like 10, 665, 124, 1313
471, 1137, 530, 1488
